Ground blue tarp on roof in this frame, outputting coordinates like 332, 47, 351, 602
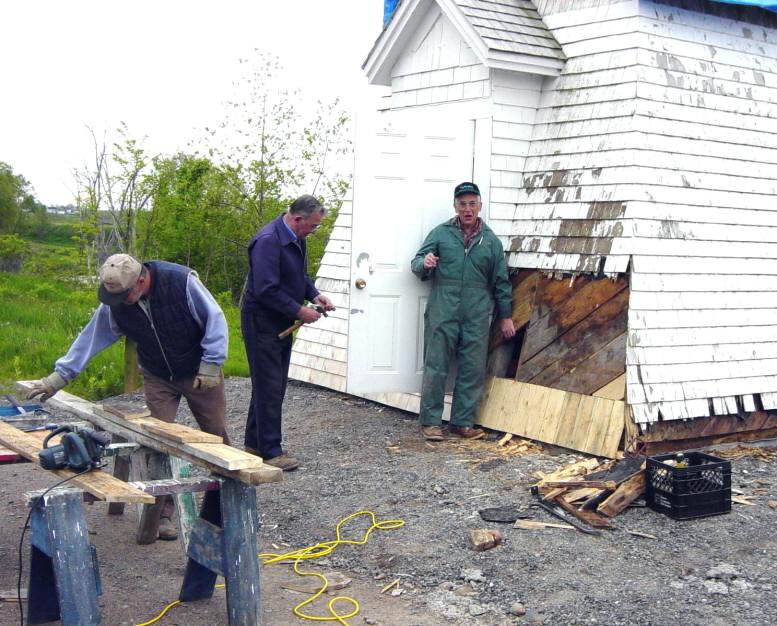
711, 0, 777, 10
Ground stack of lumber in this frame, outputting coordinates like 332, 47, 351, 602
15, 382, 281, 485
534, 456, 647, 528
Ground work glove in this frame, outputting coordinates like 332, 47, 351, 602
26, 372, 67, 402
193, 362, 221, 389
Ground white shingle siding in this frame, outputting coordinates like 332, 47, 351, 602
627, 1, 777, 424
389, 5, 490, 109
506, 1, 777, 425
288, 199, 353, 392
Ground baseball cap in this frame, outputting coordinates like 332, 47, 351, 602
454, 182, 480, 198
98, 254, 142, 305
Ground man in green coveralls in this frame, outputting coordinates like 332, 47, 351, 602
411, 182, 516, 441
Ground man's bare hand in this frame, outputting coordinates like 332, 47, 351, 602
297, 306, 322, 324
500, 318, 516, 340
423, 253, 439, 270
312, 294, 336, 312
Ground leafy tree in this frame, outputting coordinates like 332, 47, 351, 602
0, 162, 42, 234
143, 52, 352, 300
73, 124, 152, 271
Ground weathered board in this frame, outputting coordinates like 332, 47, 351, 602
510, 271, 628, 397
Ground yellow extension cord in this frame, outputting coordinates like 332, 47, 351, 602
134, 510, 405, 626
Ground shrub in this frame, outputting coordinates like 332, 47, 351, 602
0, 234, 29, 272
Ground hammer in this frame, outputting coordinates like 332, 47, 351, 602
278, 304, 328, 339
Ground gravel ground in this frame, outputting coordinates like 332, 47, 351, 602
1, 377, 775, 626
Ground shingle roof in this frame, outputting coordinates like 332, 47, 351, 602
454, 0, 565, 60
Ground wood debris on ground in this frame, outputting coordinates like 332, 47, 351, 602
532, 456, 647, 530
711, 445, 777, 462
449, 434, 545, 458
469, 528, 503, 551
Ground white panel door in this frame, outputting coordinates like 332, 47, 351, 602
347, 110, 479, 394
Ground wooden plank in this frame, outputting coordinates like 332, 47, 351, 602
518, 288, 629, 386
516, 381, 551, 440
597, 472, 646, 518
594, 373, 626, 400
583, 398, 621, 458
134, 418, 224, 444
552, 495, 615, 529
551, 333, 627, 395
183, 443, 262, 471
521, 275, 627, 363
545, 480, 617, 490
15, 384, 281, 486
476, 377, 624, 457
552, 392, 584, 452
108, 410, 259, 470
563, 487, 605, 503
101, 405, 152, 421
536, 386, 568, 444
0, 444, 22, 463
561, 394, 596, 452
0, 420, 154, 504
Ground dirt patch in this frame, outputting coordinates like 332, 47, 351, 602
1, 378, 776, 625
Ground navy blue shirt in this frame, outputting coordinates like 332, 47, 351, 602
242, 215, 319, 328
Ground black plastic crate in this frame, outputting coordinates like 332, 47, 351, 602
645, 452, 731, 520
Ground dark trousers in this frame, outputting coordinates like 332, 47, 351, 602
241, 306, 292, 458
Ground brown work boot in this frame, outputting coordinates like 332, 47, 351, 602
263, 453, 299, 471
449, 425, 485, 440
420, 424, 444, 441
158, 515, 178, 541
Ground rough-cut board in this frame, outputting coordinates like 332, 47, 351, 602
130, 417, 224, 444
0, 420, 154, 504
476, 376, 624, 458
597, 472, 646, 518
182, 443, 262, 470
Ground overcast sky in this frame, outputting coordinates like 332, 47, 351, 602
1, 0, 388, 205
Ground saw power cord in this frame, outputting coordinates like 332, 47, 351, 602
135, 510, 405, 626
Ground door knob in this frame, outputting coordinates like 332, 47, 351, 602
355, 278, 367, 289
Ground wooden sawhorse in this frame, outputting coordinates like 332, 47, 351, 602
26, 487, 101, 626
24, 476, 263, 626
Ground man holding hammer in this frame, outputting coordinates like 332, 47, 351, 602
241, 194, 335, 470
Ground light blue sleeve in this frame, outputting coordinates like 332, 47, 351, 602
54, 304, 123, 381
186, 274, 228, 365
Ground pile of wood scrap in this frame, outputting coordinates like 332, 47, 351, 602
532, 456, 646, 531
711, 445, 777, 462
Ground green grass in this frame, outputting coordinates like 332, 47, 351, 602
0, 272, 249, 402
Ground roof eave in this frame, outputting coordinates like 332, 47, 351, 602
485, 51, 564, 77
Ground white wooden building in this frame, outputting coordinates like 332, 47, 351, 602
290, 0, 777, 448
